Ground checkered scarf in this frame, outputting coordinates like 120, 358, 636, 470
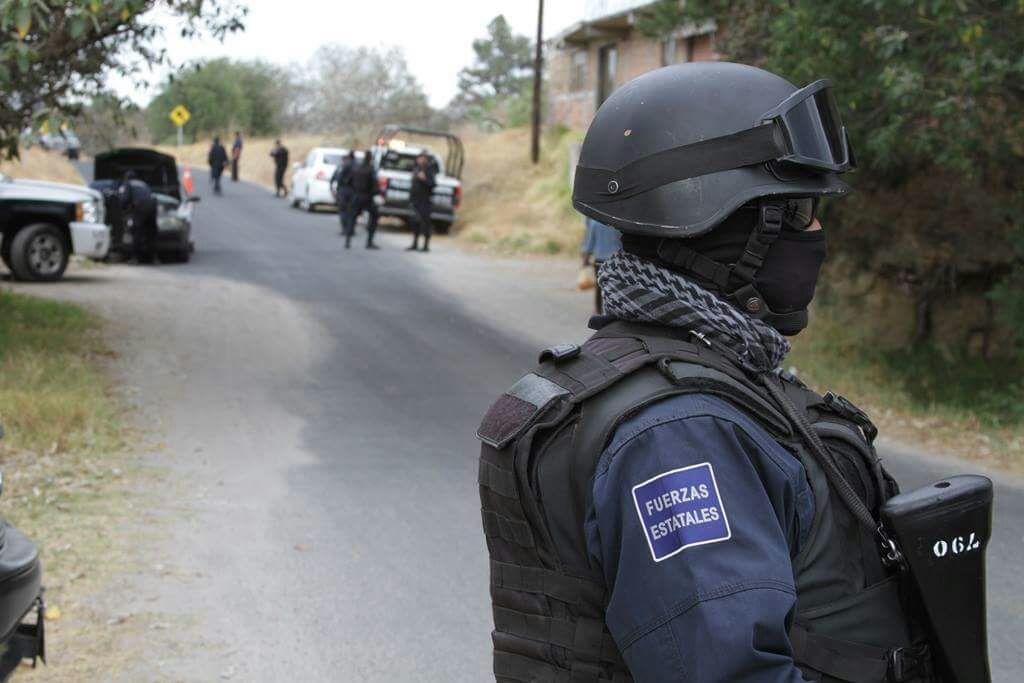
597, 250, 790, 374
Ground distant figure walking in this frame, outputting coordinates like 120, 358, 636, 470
207, 137, 228, 195
407, 152, 436, 253
270, 140, 290, 197
581, 217, 622, 313
330, 150, 356, 236
344, 150, 380, 250
231, 131, 243, 182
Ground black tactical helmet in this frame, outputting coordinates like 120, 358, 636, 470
573, 62, 854, 238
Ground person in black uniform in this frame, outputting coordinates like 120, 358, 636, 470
476, 62, 943, 682
270, 140, 289, 197
345, 150, 380, 250
407, 152, 436, 252
330, 151, 356, 237
207, 136, 228, 195
231, 131, 243, 182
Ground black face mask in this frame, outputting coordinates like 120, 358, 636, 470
661, 204, 827, 333
755, 229, 827, 332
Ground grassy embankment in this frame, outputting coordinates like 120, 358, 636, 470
0, 290, 139, 679
0, 148, 83, 185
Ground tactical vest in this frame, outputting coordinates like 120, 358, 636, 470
477, 321, 933, 682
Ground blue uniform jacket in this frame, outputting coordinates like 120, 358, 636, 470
584, 393, 816, 682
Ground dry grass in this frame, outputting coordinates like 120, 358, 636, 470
155, 135, 335, 193
456, 126, 585, 255
0, 149, 83, 185
0, 290, 138, 680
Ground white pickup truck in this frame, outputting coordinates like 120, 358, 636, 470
0, 172, 111, 281
371, 126, 464, 234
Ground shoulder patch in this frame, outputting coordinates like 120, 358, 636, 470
632, 462, 731, 563
477, 373, 569, 449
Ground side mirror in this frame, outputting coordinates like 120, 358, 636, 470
292, 162, 302, 170
187, 196, 201, 203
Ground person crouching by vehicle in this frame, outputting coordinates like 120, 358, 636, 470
270, 140, 290, 197
331, 151, 356, 236
208, 136, 228, 195
407, 152, 436, 252
580, 216, 622, 313
345, 150, 380, 250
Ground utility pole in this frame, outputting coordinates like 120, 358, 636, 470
531, 0, 544, 164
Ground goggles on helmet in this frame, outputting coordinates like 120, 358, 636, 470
574, 79, 855, 205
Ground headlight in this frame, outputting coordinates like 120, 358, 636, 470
77, 199, 104, 224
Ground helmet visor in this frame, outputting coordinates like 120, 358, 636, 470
763, 80, 853, 173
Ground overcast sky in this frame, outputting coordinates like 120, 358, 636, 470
112, 0, 586, 108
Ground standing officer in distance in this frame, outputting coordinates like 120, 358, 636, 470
345, 150, 380, 250
207, 136, 228, 195
231, 131, 243, 182
331, 150, 356, 237
270, 140, 289, 198
477, 62, 937, 681
407, 152, 436, 252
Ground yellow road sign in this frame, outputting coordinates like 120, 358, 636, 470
169, 105, 191, 127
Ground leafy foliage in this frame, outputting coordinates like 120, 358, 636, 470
147, 59, 290, 142
640, 0, 1024, 352
0, 0, 246, 159
453, 15, 533, 128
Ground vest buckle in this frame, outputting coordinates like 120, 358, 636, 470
539, 344, 582, 364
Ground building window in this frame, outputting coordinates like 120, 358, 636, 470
661, 37, 677, 66
598, 44, 618, 106
571, 50, 589, 92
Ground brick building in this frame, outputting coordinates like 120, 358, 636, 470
547, 0, 717, 130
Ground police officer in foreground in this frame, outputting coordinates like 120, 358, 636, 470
345, 150, 380, 250
331, 150, 356, 237
476, 62, 988, 682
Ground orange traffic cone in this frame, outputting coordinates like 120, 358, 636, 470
182, 163, 195, 196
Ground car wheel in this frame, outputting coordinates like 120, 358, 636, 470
432, 220, 452, 235
9, 223, 69, 282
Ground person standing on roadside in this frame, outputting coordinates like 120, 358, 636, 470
207, 136, 228, 195
580, 216, 622, 313
330, 151, 356, 236
345, 150, 380, 250
407, 152, 436, 252
231, 131, 243, 182
270, 140, 290, 197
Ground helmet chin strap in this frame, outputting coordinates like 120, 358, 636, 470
636, 200, 810, 335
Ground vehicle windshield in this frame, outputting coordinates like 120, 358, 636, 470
380, 151, 419, 172
322, 154, 344, 167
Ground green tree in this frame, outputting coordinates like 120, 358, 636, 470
0, 0, 246, 159
454, 15, 533, 127
640, 0, 1024, 352
147, 59, 289, 142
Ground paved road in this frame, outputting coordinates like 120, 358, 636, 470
43, 170, 1024, 679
